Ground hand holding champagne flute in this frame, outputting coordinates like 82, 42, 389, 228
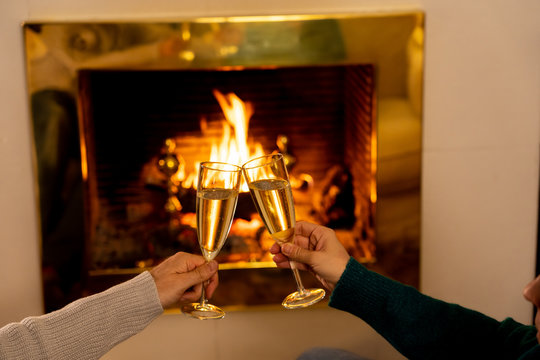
242, 153, 325, 309
182, 161, 241, 320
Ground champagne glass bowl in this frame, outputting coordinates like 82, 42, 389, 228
182, 161, 242, 319
242, 153, 325, 309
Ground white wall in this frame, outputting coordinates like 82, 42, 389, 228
1, 1, 539, 359
421, 1, 540, 320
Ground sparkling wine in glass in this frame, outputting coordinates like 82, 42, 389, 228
182, 161, 241, 319
242, 153, 325, 309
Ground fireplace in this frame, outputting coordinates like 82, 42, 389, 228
23, 12, 423, 311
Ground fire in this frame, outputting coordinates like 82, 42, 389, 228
179, 90, 266, 191
210, 90, 266, 173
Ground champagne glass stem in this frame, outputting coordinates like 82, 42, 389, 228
199, 278, 208, 306
290, 261, 307, 295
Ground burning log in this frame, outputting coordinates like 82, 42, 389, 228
311, 164, 356, 228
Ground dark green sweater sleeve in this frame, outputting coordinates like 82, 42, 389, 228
329, 258, 537, 360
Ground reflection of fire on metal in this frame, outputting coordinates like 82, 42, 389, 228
157, 138, 184, 213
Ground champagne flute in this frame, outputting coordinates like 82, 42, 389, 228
182, 161, 241, 319
242, 153, 325, 309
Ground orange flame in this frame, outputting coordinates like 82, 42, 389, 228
179, 90, 266, 191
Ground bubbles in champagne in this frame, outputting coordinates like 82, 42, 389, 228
197, 188, 239, 260
248, 178, 295, 243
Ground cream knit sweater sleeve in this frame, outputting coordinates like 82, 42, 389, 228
0, 271, 163, 360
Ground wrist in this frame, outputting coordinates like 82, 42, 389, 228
327, 256, 349, 289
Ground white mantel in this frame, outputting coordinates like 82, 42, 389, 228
1, 1, 539, 359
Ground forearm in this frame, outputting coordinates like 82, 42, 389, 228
329, 258, 537, 359
0, 271, 163, 360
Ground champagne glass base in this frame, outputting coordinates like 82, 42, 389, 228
282, 288, 326, 309
181, 303, 225, 320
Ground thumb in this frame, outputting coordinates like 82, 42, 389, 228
281, 243, 314, 265
184, 260, 218, 287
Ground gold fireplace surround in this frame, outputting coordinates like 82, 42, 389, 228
23, 12, 424, 311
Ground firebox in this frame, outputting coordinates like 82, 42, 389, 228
24, 12, 424, 311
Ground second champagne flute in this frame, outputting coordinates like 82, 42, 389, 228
182, 161, 241, 320
242, 153, 325, 309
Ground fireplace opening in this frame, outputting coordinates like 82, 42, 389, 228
79, 64, 376, 282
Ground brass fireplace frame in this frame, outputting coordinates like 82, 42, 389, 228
23, 11, 424, 311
